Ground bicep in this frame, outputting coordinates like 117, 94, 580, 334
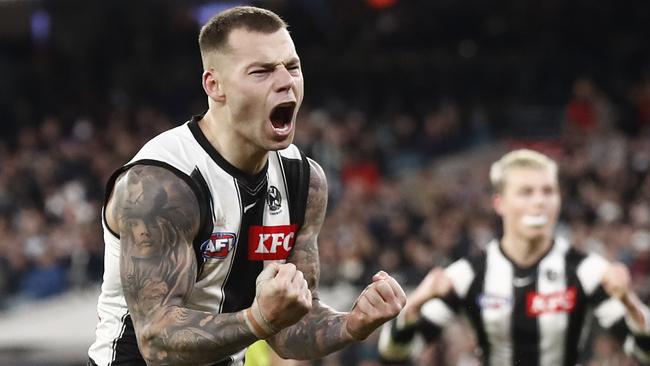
286, 158, 327, 295
112, 165, 201, 328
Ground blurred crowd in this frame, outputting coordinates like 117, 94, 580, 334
1, 76, 650, 365
2, 0, 650, 365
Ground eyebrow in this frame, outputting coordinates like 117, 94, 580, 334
247, 57, 301, 70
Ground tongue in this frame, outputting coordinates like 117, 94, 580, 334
271, 116, 285, 129
270, 107, 289, 129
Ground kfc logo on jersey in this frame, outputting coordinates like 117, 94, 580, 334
248, 224, 297, 260
526, 287, 577, 317
201, 232, 236, 259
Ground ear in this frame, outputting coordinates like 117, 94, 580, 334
202, 69, 226, 103
493, 193, 504, 217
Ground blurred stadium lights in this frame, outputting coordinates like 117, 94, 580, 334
366, 0, 397, 10
191, 1, 250, 27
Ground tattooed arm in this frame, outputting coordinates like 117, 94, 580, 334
107, 165, 257, 366
266, 159, 407, 359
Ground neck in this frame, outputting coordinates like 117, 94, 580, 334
501, 233, 553, 267
199, 109, 268, 175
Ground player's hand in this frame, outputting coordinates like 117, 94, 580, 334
602, 262, 632, 300
344, 271, 406, 341
409, 267, 452, 308
247, 262, 312, 338
399, 267, 453, 324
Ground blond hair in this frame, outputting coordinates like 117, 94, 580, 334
489, 149, 558, 193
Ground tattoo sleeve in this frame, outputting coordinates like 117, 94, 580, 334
266, 159, 355, 359
112, 165, 256, 366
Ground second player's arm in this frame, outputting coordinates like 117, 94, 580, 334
109, 165, 257, 366
266, 159, 405, 359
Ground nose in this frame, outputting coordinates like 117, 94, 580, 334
532, 190, 547, 208
274, 66, 295, 93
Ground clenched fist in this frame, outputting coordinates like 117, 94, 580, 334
344, 271, 406, 341
402, 267, 452, 323
601, 262, 648, 329
246, 263, 312, 338
602, 262, 632, 300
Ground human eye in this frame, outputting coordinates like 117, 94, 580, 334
249, 69, 271, 75
286, 63, 301, 74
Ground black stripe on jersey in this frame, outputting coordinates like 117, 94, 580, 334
188, 116, 269, 188
608, 318, 629, 344
389, 319, 418, 344
589, 285, 611, 307
511, 265, 539, 366
563, 247, 589, 366
463, 251, 489, 364
420, 317, 445, 343
277, 151, 311, 230
220, 178, 266, 313
440, 290, 462, 312
111, 314, 146, 365
635, 334, 650, 353
103, 164, 132, 238
190, 166, 214, 279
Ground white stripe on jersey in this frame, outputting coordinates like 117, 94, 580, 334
537, 237, 570, 366
576, 252, 609, 296
482, 241, 514, 366
445, 258, 474, 298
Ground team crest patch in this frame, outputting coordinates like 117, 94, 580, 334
201, 232, 236, 259
267, 186, 282, 212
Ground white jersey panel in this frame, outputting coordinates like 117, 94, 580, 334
483, 240, 514, 366
537, 237, 570, 366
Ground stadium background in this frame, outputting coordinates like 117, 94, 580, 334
1, 0, 649, 365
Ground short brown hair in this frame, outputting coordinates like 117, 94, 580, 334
198, 6, 287, 63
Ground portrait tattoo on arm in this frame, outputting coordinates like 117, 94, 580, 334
266, 159, 354, 359
111, 165, 256, 365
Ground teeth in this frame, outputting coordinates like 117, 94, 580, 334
521, 214, 548, 227
274, 123, 291, 132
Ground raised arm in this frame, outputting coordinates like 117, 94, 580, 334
599, 263, 650, 363
379, 263, 466, 361
109, 165, 257, 365
266, 159, 406, 359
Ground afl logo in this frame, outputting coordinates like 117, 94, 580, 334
267, 186, 282, 212
201, 232, 236, 259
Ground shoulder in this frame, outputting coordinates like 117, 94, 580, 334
130, 123, 197, 168
109, 164, 201, 234
307, 157, 326, 188
573, 249, 610, 295
444, 256, 480, 298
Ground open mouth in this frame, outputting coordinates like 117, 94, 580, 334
269, 102, 296, 130
521, 214, 548, 227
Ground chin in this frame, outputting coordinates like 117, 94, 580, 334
524, 228, 552, 243
266, 138, 293, 152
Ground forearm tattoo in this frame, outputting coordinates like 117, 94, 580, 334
113, 165, 256, 365
267, 160, 354, 359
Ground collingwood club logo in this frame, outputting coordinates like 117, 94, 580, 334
267, 186, 282, 212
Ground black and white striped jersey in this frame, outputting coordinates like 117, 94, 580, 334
88, 115, 311, 366
379, 238, 650, 366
